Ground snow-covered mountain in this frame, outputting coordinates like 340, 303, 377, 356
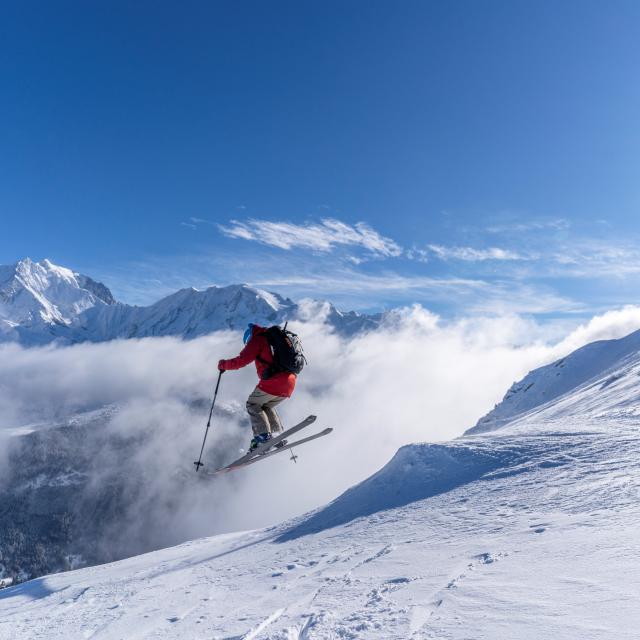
2, 324, 640, 637
0, 258, 379, 344
0, 258, 116, 344
467, 327, 640, 434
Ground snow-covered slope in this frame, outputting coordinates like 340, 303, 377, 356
0, 259, 378, 344
2, 331, 640, 638
467, 327, 640, 434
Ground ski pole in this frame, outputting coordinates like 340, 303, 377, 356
193, 370, 224, 472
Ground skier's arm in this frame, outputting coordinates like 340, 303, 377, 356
219, 337, 261, 371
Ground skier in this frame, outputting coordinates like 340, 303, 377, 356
218, 323, 297, 452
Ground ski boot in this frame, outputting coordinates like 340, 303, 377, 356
249, 432, 272, 452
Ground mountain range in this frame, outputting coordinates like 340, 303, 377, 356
0, 258, 379, 345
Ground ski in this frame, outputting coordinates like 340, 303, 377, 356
207, 427, 333, 476
213, 414, 317, 471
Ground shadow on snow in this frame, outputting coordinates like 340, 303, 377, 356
276, 439, 536, 542
0, 577, 55, 602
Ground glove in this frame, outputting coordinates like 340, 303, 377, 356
218, 359, 226, 372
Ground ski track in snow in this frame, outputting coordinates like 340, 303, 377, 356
4, 345, 640, 637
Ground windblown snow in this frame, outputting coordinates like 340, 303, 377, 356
2, 323, 640, 637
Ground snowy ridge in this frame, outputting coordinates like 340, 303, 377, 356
0, 258, 379, 345
467, 327, 640, 434
75, 284, 297, 341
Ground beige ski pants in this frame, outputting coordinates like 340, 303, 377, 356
246, 387, 286, 436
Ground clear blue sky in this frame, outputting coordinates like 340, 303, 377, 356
2, 1, 640, 317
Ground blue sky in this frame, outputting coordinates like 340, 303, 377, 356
2, 1, 640, 317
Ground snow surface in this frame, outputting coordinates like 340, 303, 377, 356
469, 326, 640, 434
0, 259, 378, 345
2, 331, 640, 637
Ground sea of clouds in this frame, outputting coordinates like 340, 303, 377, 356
2, 303, 640, 561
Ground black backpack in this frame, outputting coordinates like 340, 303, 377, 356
259, 324, 307, 379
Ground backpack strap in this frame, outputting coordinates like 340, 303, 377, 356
254, 330, 275, 370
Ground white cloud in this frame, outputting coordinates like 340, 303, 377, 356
415, 235, 640, 286
181, 217, 217, 230
425, 244, 529, 262
554, 305, 640, 353
218, 218, 403, 258
253, 271, 490, 307
486, 218, 570, 233
255, 268, 579, 315
405, 247, 430, 262
548, 243, 640, 278
490, 240, 640, 280
465, 283, 583, 315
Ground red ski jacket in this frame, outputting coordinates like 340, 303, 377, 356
218, 324, 297, 398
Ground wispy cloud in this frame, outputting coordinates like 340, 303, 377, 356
254, 271, 486, 295
420, 244, 530, 262
486, 218, 570, 234
486, 239, 640, 280
180, 217, 217, 229
252, 269, 580, 315
218, 218, 403, 258
547, 242, 640, 278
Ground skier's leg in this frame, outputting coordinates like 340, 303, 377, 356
263, 396, 285, 434
246, 388, 271, 435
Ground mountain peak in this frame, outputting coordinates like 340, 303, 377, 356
1, 258, 380, 345
0, 258, 117, 339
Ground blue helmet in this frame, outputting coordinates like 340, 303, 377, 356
243, 323, 255, 344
